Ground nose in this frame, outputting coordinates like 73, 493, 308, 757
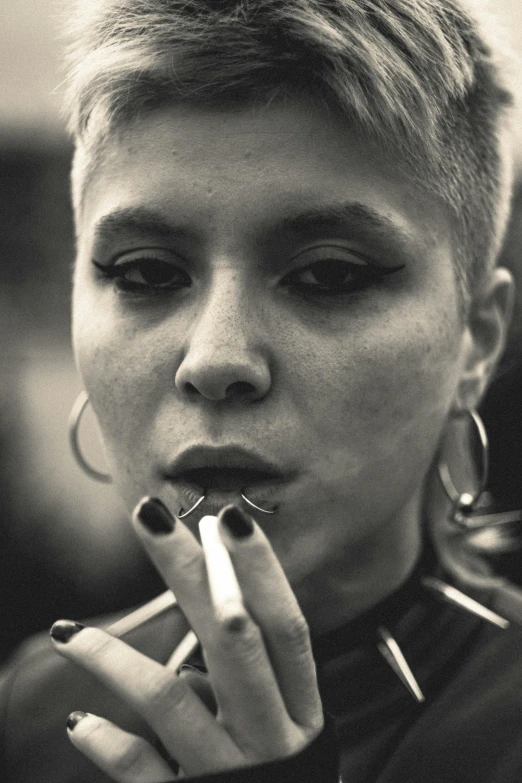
174, 272, 271, 402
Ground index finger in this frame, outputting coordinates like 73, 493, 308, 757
50, 625, 244, 776
217, 505, 322, 730
131, 497, 213, 637
132, 498, 320, 749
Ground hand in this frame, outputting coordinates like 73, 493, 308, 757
50, 501, 324, 782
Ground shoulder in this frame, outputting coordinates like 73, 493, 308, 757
383, 578, 522, 783
490, 577, 522, 625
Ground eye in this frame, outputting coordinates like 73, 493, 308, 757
93, 257, 191, 294
292, 259, 367, 289
281, 248, 404, 297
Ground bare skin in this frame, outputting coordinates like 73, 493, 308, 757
56, 98, 513, 780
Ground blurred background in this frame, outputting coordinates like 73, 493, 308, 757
1, 0, 522, 663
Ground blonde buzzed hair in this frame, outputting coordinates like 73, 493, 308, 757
64, 0, 516, 308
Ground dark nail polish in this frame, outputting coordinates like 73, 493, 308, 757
221, 505, 254, 538
66, 711, 88, 731
50, 620, 85, 643
137, 497, 175, 535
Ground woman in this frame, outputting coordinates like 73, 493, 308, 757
1, 1, 521, 781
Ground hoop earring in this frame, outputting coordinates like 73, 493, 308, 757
438, 409, 488, 529
69, 391, 279, 514
68, 390, 112, 484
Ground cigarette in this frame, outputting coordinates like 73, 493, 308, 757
104, 514, 246, 668
199, 514, 247, 630
106, 590, 177, 638
106, 590, 200, 671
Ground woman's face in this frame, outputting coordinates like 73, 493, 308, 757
73, 100, 468, 600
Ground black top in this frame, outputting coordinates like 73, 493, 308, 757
2, 545, 522, 783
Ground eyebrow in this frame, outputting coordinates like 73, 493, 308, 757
92, 207, 197, 246
277, 202, 414, 250
91, 201, 414, 256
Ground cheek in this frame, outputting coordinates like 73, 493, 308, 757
290, 307, 463, 488
72, 290, 162, 465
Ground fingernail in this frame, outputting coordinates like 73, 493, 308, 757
220, 505, 254, 538
66, 711, 88, 731
136, 497, 175, 535
50, 620, 85, 643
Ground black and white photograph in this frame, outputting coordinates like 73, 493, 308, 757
1, 1, 522, 781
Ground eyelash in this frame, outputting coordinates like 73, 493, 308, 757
93, 259, 191, 295
92, 257, 405, 298
282, 259, 405, 297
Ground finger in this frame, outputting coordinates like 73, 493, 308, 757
51, 624, 244, 776
131, 498, 215, 637
218, 506, 323, 731
198, 610, 303, 759
132, 500, 316, 757
107, 594, 192, 667
66, 711, 175, 783
165, 630, 200, 672
194, 515, 305, 759
178, 666, 218, 714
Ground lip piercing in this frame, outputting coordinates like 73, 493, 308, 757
178, 492, 207, 519
178, 489, 278, 518
240, 491, 277, 515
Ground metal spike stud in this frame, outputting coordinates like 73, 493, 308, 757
377, 626, 425, 703
422, 577, 510, 630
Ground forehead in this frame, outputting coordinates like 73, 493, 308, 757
76, 100, 452, 256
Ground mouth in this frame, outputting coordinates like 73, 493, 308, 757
163, 446, 291, 514
176, 466, 282, 492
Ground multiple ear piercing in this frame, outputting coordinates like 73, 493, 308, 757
68, 393, 510, 702
438, 409, 489, 530
376, 409, 508, 703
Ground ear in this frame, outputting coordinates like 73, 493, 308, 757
456, 267, 515, 410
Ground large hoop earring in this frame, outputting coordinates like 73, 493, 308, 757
68, 393, 278, 514
438, 409, 488, 529
68, 390, 113, 484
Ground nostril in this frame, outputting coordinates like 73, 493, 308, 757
176, 361, 271, 401
225, 381, 257, 399
181, 380, 257, 400
184, 382, 199, 396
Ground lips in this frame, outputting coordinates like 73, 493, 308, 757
165, 446, 285, 491
179, 467, 280, 491
163, 446, 289, 512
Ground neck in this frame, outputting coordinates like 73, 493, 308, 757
295, 498, 423, 636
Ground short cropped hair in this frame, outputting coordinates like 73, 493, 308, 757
64, 0, 517, 309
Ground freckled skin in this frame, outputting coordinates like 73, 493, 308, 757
73, 100, 477, 632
